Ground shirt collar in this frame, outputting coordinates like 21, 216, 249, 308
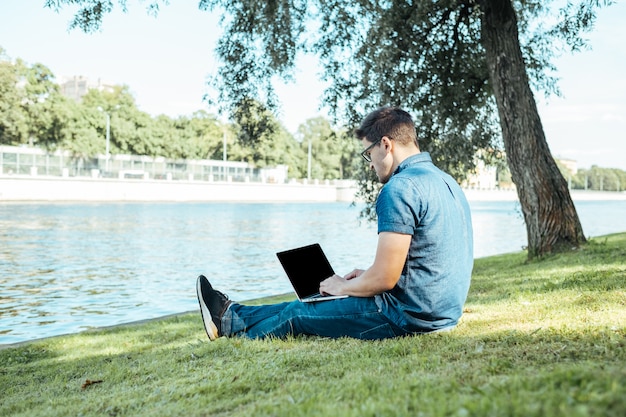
393, 152, 432, 176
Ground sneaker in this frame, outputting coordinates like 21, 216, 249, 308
196, 275, 232, 341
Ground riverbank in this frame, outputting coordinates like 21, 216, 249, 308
0, 175, 358, 202
462, 188, 626, 201
2, 233, 625, 416
1, 174, 625, 202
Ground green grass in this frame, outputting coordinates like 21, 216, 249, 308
2, 234, 625, 417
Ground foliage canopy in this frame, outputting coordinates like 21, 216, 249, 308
0, 46, 354, 180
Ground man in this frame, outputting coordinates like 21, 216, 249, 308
197, 106, 473, 341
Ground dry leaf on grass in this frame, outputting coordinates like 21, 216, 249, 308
81, 379, 103, 390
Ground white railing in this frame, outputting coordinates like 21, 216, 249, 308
0, 145, 288, 184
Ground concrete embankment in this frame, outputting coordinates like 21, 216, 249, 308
1, 175, 624, 202
0, 175, 358, 202
463, 188, 626, 202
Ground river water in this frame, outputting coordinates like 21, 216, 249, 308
1, 198, 625, 344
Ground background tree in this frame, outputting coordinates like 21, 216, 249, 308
296, 117, 358, 180
478, 0, 589, 257
19, 63, 63, 148
0, 50, 28, 145
232, 98, 307, 176
178, 111, 224, 160
0, 53, 71, 150
577, 166, 625, 192
57, 99, 102, 157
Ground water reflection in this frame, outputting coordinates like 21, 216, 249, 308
470, 200, 526, 257
1, 199, 625, 344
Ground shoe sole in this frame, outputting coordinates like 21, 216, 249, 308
196, 277, 219, 341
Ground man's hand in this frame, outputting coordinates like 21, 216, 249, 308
319, 274, 348, 296
343, 269, 365, 280
319, 269, 366, 296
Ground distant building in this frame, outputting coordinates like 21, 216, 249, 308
462, 151, 577, 190
463, 159, 498, 189
58, 76, 115, 102
557, 158, 578, 175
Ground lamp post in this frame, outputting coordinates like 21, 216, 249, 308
307, 137, 312, 181
104, 112, 111, 172
98, 106, 119, 172
97, 107, 111, 172
223, 128, 227, 162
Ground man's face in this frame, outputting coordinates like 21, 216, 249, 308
361, 137, 393, 184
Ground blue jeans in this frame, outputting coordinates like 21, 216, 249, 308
221, 297, 408, 340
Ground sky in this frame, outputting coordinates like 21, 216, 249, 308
0, 0, 624, 170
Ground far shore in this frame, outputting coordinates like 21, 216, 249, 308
463, 188, 626, 202
1, 174, 625, 202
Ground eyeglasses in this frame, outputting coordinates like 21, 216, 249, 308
360, 137, 384, 162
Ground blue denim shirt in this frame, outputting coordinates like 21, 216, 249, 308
374, 152, 473, 332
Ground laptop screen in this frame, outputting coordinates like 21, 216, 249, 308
276, 244, 335, 298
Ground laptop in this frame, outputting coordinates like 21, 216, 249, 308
276, 243, 349, 303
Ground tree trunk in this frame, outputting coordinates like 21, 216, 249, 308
479, 0, 586, 258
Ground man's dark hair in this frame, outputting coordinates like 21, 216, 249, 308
355, 107, 418, 147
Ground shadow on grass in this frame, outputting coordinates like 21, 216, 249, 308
469, 235, 626, 305
2, 316, 625, 417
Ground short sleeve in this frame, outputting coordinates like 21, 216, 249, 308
376, 178, 420, 235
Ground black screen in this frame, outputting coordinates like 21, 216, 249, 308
276, 243, 335, 298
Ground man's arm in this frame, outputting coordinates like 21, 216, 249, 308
319, 232, 411, 297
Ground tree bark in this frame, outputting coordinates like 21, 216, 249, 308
479, 0, 586, 258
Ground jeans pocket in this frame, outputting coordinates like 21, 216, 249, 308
359, 323, 397, 340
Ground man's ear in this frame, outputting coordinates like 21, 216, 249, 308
382, 136, 393, 152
